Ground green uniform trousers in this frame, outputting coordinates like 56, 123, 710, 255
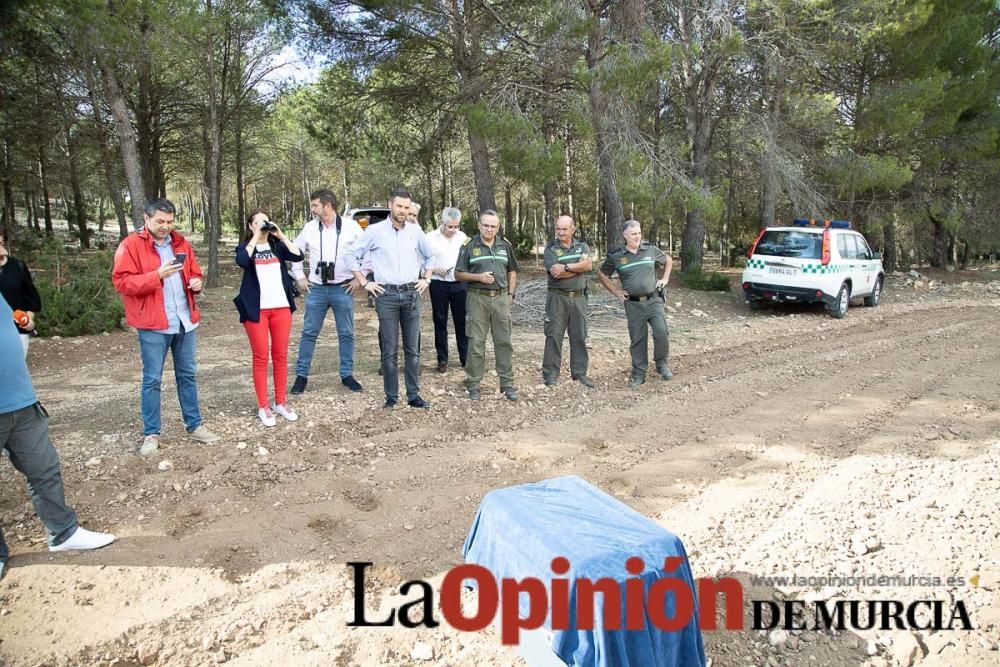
464, 290, 514, 389
625, 297, 669, 377
542, 291, 589, 380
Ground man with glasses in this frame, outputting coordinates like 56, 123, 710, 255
426, 208, 468, 372
112, 198, 219, 456
455, 210, 519, 401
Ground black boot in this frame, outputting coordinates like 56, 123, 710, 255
290, 375, 308, 394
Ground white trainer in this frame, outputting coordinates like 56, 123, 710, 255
258, 406, 277, 427
272, 403, 298, 422
49, 526, 116, 552
188, 425, 220, 443
140, 435, 160, 456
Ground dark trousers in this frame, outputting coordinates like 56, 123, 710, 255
1, 403, 78, 562
429, 280, 468, 366
374, 289, 422, 402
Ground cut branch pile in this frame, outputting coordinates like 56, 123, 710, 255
511, 277, 627, 326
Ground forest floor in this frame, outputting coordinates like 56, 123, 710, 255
1, 259, 999, 667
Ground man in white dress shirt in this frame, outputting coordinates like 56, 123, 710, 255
426, 207, 468, 372
290, 189, 365, 394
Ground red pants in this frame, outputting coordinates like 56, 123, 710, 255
243, 307, 292, 408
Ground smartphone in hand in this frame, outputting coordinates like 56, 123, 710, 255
173, 252, 187, 265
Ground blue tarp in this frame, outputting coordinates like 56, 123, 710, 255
462, 475, 707, 667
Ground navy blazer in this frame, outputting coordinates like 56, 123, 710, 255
234, 239, 304, 323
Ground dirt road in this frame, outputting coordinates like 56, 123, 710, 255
2, 268, 999, 667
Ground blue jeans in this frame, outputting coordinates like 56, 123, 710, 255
0, 403, 79, 563
138, 327, 202, 436
375, 288, 422, 402
295, 284, 355, 379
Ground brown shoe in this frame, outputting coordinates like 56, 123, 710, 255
436, 361, 447, 373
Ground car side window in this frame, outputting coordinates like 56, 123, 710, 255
854, 235, 873, 260
837, 234, 850, 260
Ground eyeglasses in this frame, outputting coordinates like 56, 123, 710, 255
444, 225, 460, 230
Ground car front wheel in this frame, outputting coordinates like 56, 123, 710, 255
829, 283, 850, 319
864, 276, 883, 307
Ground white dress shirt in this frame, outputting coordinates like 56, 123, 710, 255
291, 217, 364, 285
426, 228, 468, 282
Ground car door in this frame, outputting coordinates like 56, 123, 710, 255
852, 234, 877, 295
835, 233, 855, 294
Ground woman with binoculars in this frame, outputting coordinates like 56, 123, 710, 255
234, 210, 304, 427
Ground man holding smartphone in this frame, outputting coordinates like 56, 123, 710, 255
425, 207, 468, 372
112, 198, 219, 456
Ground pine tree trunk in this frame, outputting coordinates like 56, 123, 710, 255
38, 149, 53, 234
586, 18, 625, 250
204, 0, 223, 288
467, 125, 497, 213
1, 138, 15, 231
85, 66, 129, 239
65, 124, 90, 248
235, 114, 246, 232
97, 57, 146, 229
929, 215, 949, 269
503, 183, 515, 242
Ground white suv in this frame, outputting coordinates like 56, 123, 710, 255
344, 206, 390, 229
741, 219, 884, 318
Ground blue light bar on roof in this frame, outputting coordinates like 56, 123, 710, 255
792, 218, 851, 229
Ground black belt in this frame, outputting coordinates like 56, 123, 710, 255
549, 289, 584, 298
382, 283, 417, 291
627, 294, 657, 302
470, 287, 503, 297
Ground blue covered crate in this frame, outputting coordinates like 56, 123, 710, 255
462, 475, 707, 667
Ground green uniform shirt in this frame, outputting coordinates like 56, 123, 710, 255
456, 234, 520, 290
600, 242, 666, 296
544, 239, 591, 292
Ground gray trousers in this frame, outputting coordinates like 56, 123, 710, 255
542, 291, 589, 380
0, 403, 78, 563
625, 297, 669, 377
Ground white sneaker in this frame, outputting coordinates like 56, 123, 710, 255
140, 435, 160, 456
272, 403, 298, 422
49, 526, 116, 552
188, 425, 220, 443
258, 406, 277, 427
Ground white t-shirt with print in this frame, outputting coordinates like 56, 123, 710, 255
254, 245, 289, 310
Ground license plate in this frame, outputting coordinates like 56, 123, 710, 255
768, 267, 797, 275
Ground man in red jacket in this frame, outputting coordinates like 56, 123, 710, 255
112, 198, 219, 456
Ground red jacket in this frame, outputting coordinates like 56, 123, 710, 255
112, 228, 203, 330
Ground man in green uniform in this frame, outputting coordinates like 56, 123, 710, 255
455, 210, 520, 401
542, 215, 595, 388
597, 220, 673, 387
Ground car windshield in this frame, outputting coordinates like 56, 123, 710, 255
755, 231, 822, 259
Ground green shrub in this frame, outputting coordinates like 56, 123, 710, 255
19, 235, 124, 337
680, 267, 731, 292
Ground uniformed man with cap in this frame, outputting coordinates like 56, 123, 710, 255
455, 210, 519, 401
542, 215, 594, 388
597, 219, 673, 387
